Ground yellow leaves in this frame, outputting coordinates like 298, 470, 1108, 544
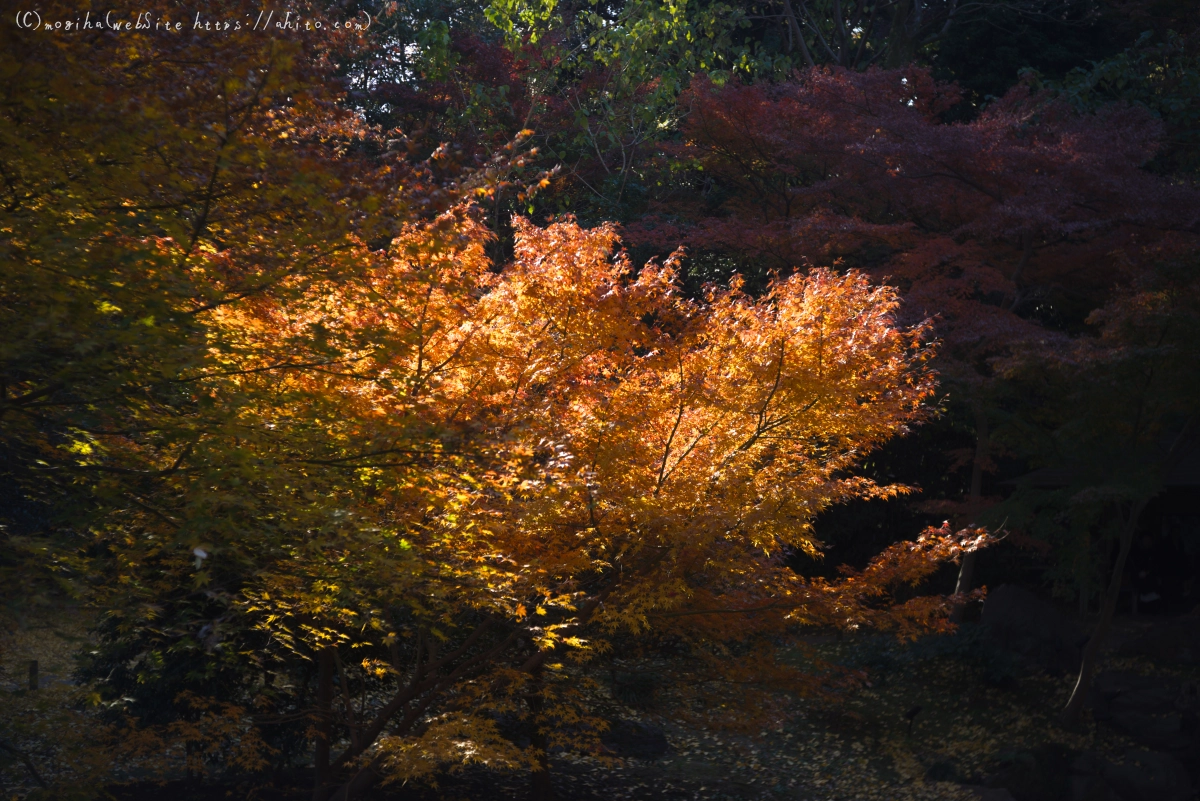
377, 714, 536, 781
66, 437, 94, 456
75, 184, 956, 785
361, 657, 396, 679
356, 466, 382, 483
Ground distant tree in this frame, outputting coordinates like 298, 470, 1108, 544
993, 242, 1200, 724
1036, 29, 1200, 175
932, 2, 1122, 111
486, 0, 766, 218
626, 65, 1199, 609
729, 0, 1117, 72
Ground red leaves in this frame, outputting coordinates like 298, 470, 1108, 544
632, 66, 1198, 345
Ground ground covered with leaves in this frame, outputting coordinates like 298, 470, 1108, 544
3, 609, 1194, 800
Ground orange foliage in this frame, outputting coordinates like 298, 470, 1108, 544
1, 9, 993, 789
221, 209, 991, 788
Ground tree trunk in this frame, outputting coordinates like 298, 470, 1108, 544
781, 0, 817, 68
528, 672, 554, 801
313, 647, 335, 801
883, 1, 917, 67
1061, 499, 1147, 727
950, 398, 989, 623
328, 757, 386, 801
530, 731, 554, 801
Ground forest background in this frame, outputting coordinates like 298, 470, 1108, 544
1, 0, 1198, 799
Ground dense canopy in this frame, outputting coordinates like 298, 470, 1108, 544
2, 0, 1197, 799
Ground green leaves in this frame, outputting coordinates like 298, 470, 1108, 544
1038, 31, 1200, 174
486, 0, 561, 44
484, 0, 764, 215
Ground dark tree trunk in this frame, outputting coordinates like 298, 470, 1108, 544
781, 0, 817, 68
884, 1, 917, 67
528, 672, 555, 801
1062, 499, 1146, 726
950, 398, 989, 623
313, 647, 335, 801
328, 758, 386, 801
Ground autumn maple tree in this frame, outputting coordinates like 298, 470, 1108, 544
216, 209, 991, 799
3, 3, 997, 798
